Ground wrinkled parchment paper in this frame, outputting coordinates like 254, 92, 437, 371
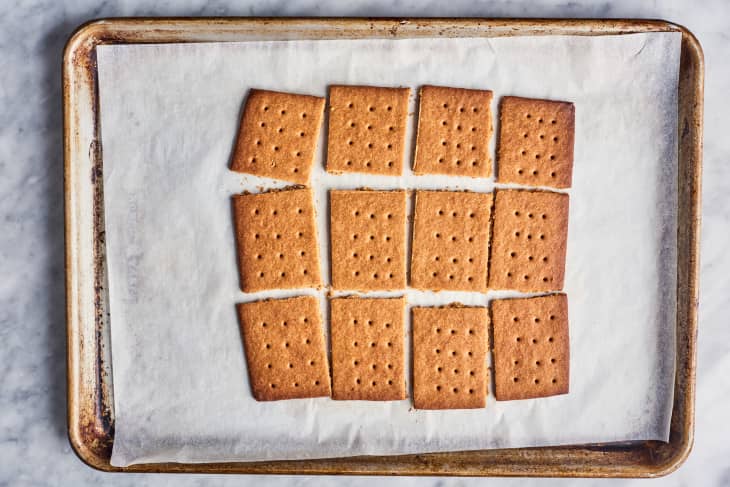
97, 32, 681, 466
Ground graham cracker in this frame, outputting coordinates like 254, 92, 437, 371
491, 294, 569, 400
496, 96, 575, 189
326, 85, 410, 175
233, 188, 322, 292
488, 189, 569, 292
413, 85, 494, 177
237, 296, 331, 401
410, 190, 493, 292
329, 189, 407, 291
412, 306, 488, 409
230, 89, 325, 184
330, 296, 407, 401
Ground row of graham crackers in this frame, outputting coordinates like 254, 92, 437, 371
232, 187, 568, 294
238, 294, 569, 408
230, 86, 575, 187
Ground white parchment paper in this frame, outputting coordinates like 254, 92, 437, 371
97, 32, 680, 466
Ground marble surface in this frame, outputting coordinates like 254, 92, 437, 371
0, 0, 727, 485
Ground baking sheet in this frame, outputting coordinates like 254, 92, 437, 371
97, 32, 680, 467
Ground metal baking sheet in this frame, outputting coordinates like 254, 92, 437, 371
64, 17, 702, 477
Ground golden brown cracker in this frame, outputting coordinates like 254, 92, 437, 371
237, 296, 331, 401
410, 191, 493, 291
413, 85, 494, 177
496, 96, 575, 188
491, 294, 569, 400
233, 188, 322, 292
329, 189, 407, 291
231, 89, 325, 184
488, 189, 569, 292
326, 85, 410, 175
412, 306, 488, 409
330, 296, 407, 401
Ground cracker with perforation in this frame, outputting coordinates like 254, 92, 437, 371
496, 96, 575, 188
326, 86, 410, 175
237, 296, 331, 401
410, 190, 492, 292
412, 306, 488, 409
413, 85, 493, 177
491, 293, 569, 400
329, 189, 407, 291
488, 189, 569, 292
330, 296, 407, 401
231, 89, 325, 184
232, 188, 322, 292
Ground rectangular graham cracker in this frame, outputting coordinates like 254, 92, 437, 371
327, 86, 411, 176
230, 89, 325, 184
330, 296, 407, 401
232, 188, 322, 292
488, 189, 569, 292
326, 85, 410, 176
496, 96, 575, 189
237, 296, 331, 401
491, 294, 570, 400
329, 189, 407, 291
413, 85, 494, 177
410, 190, 492, 292
412, 306, 488, 409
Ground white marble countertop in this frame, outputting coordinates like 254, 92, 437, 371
1, 0, 727, 485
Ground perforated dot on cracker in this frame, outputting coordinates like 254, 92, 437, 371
488, 189, 569, 292
330, 296, 407, 401
329, 189, 407, 291
413, 85, 494, 177
410, 190, 492, 292
412, 306, 488, 410
237, 296, 331, 401
231, 89, 325, 184
326, 85, 410, 175
496, 96, 575, 189
491, 293, 569, 401
232, 188, 322, 292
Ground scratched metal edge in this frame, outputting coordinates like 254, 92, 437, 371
64, 19, 115, 472
63, 17, 702, 477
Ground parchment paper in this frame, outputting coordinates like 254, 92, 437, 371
97, 32, 681, 467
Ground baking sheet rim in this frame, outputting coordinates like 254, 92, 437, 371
64, 17, 702, 477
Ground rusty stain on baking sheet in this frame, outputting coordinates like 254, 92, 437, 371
64, 17, 703, 476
